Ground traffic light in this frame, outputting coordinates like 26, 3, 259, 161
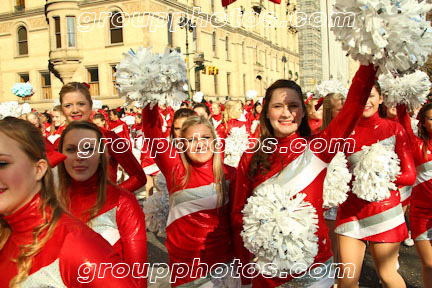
209, 66, 214, 75
202, 66, 207, 74
214, 67, 219, 75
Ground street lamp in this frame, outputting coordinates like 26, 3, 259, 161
179, 16, 196, 99
282, 56, 287, 79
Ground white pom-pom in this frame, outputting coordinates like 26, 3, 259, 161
143, 173, 169, 236
241, 184, 319, 274
224, 126, 249, 168
323, 152, 351, 209
92, 100, 102, 110
20, 103, 31, 114
0, 101, 22, 119
115, 47, 188, 109
52, 99, 61, 109
122, 115, 136, 126
246, 90, 258, 101
315, 80, 348, 98
379, 70, 431, 110
251, 120, 260, 134
352, 142, 401, 202
192, 91, 203, 103
331, 0, 432, 74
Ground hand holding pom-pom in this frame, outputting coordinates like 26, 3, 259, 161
246, 90, 258, 101
323, 152, 351, 208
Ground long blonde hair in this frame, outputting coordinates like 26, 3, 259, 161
57, 121, 108, 222
0, 117, 63, 287
174, 115, 227, 209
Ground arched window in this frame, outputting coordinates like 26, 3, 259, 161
225, 36, 229, 60
17, 26, 28, 55
110, 11, 123, 44
242, 41, 245, 63
212, 32, 216, 55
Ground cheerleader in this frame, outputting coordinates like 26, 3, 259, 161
307, 98, 323, 135
47, 105, 66, 144
142, 105, 238, 287
247, 101, 263, 139
232, 64, 377, 287
193, 103, 211, 120
0, 117, 138, 287
335, 83, 416, 287
397, 103, 432, 287
218, 100, 250, 139
57, 121, 147, 287
92, 113, 107, 129
60, 82, 146, 192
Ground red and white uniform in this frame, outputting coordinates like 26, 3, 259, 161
67, 174, 147, 287
47, 124, 66, 144
108, 119, 131, 146
335, 112, 416, 242
308, 118, 322, 135
0, 193, 138, 287
142, 105, 236, 287
397, 106, 432, 241
232, 64, 377, 287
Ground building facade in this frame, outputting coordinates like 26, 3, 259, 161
0, 0, 299, 110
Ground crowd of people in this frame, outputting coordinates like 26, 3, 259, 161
0, 66, 432, 288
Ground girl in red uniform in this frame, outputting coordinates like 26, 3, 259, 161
0, 117, 138, 287
60, 82, 146, 192
57, 121, 148, 287
397, 103, 432, 287
142, 105, 238, 287
335, 83, 416, 287
232, 64, 377, 287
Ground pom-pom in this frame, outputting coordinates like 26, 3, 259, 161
224, 125, 249, 168
331, 0, 432, 74
246, 90, 258, 101
11, 82, 35, 97
323, 152, 351, 208
20, 103, 31, 114
115, 47, 188, 109
192, 91, 203, 103
122, 115, 136, 126
92, 100, 102, 110
379, 70, 431, 110
251, 120, 260, 134
315, 80, 348, 98
143, 173, 169, 237
241, 184, 319, 274
352, 142, 401, 202
134, 101, 143, 108
0, 101, 22, 119
52, 99, 61, 109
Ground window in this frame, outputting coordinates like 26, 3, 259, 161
214, 74, 218, 96
212, 32, 216, 56
211, 0, 214, 13
54, 17, 61, 48
87, 67, 99, 96
41, 72, 52, 99
225, 36, 229, 60
15, 0, 25, 11
193, 28, 197, 51
167, 14, 173, 47
111, 65, 118, 96
17, 26, 28, 55
66, 16, 76, 47
19, 73, 29, 83
110, 12, 123, 44
255, 45, 258, 64
243, 74, 246, 96
242, 41, 245, 63
227, 72, 231, 96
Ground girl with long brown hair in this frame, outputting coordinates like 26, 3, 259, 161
0, 117, 138, 287
231, 64, 378, 287
59, 82, 146, 192
57, 121, 148, 287
142, 104, 238, 287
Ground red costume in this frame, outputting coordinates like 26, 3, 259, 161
232, 65, 376, 287
0, 193, 138, 287
67, 174, 147, 287
108, 119, 131, 146
397, 106, 432, 240
335, 112, 415, 242
308, 118, 323, 135
142, 105, 236, 287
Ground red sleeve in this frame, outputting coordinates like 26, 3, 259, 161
60, 228, 139, 287
141, 105, 182, 184
117, 189, 148, 288
317, 64, 377, 161
230, 153, 253, 285
394, 123, 416, 186
102, 129, 146, 192
397, 105, 417, 144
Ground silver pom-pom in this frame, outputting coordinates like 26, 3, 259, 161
379, 70, 431, 110
143, 173, 169, 237
241, 184, 319, 274
315, 80, 348, 98
246, 90, 258, 101
323, 152, 351, 209
0, 101, 22, 119
115, 47, 188, 109
250, 120, 260, 135
331, 0, 432, 74
224, 126, 249, 168
352, 142, 401, 202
